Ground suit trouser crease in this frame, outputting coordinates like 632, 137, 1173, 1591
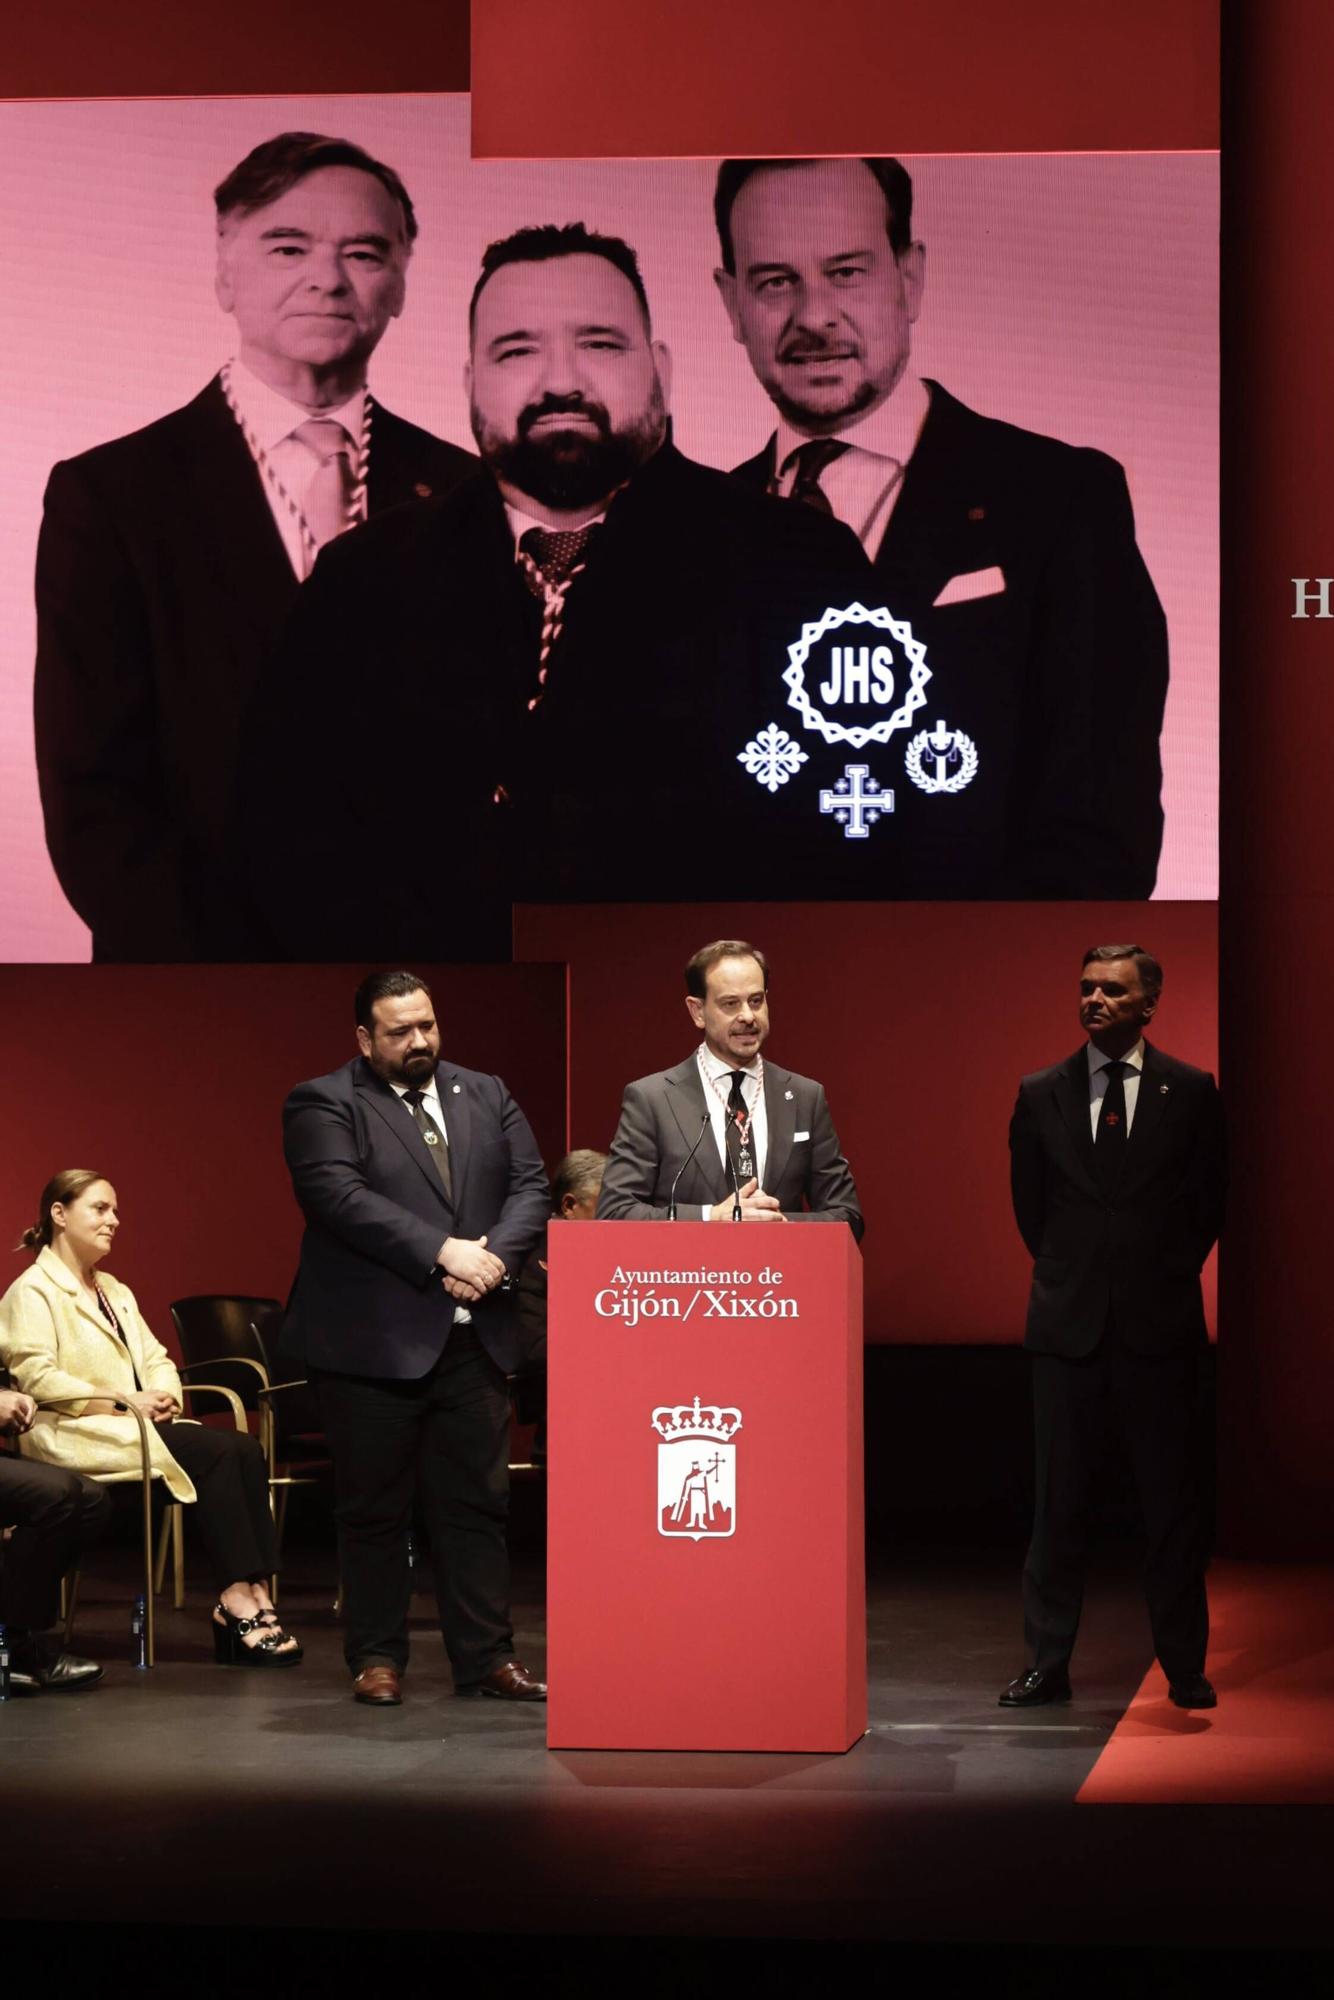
1024, 1334, 1209, 1680
0, 1458, 112, 1632
159, 1422, 277, 1588
314, 1326, 515, 1680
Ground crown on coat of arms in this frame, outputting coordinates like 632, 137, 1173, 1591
651, 1396, 743, 1442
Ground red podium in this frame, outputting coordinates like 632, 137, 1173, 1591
547, 1223, 865, 1752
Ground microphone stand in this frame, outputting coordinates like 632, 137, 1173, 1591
668, 1111, 712, 1221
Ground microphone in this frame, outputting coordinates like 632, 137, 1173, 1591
723, 1106, 743, 1221
669, 1111, 712, 1221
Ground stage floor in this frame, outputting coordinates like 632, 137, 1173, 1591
4, 1526, 1331, 1961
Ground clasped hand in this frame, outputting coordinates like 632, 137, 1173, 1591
0, 1387, 36, 1434
122, 1389, 179, 1425
709, 1178, 786, 1223
437, 1234, 506, 1303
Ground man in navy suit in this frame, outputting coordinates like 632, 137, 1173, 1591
283, 971, 550, 1706
715, 156, 1169, 899
34, 132, 475, 960
1003, 945, 1225, 1710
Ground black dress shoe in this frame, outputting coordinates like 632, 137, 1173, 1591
9, 1651, 105, 1692
999, 1667, 1072, 1707
1168, 1672, 1217, 1708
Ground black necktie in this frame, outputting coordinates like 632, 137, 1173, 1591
781, 438, 851, 513
517, 523, 598, 599
403, 1088, 453, 1201
725, 1070, 751, 1189
1094, 1059, 1130, 1187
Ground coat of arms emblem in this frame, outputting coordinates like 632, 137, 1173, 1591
652, 1395, 742, 1541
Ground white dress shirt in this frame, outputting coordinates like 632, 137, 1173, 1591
227, 357, 367, 579
504, 499, 608, 557
1087, 1039, 1145, 1137
696, 1045, 769, 1214
772, 371, 931, 557
390, 1075, 470, 1323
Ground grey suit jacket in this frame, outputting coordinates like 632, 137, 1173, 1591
596, 1055, 863, 1237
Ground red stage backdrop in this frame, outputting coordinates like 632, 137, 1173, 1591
515, 902, 1219, 1346
0, 964, 565, 1353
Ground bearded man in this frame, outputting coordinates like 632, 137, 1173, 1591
242, 223, 868, 960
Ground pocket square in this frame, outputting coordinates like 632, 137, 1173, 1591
933, 564, 1006, 608
794, 1130, 811, 1143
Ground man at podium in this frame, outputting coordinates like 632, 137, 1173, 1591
597, 940, 863, 1234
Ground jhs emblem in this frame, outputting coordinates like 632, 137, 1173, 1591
652, 1395, 741, 1541
782, 602, 930, 748
904, 720, 979, 794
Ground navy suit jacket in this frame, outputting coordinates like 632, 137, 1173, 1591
282, 1056, 550, 1380
733, 382, 1169, 899
1009, 1041, 1225, 1358
34, 376, 475, 959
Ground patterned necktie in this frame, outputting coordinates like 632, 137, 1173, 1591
517, 524, 598, 595
781, 438, 851, 514
293, 418, 354, 556
515, 523, 600, 711
403, 1088, 453, 1201
1093, 1059, 1130, 1187
725, 1070, 752, 1189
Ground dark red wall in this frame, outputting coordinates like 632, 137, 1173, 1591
0, 965, 566, 1353
1219, 2, 1334, 1555
516, 904, 1219, 1346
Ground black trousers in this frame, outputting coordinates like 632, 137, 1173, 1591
314, 1325, 514, 1682
0, 1456, 111, 1633
159, 1422, 276, 1590
1024, 1329, 1211, 1681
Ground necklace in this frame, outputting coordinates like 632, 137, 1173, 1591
220, 360, 372, 572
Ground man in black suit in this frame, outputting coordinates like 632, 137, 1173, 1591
0, 1384, 108, 1692
1003, 945, 1225, 1710
597, 939, 863, 1236
242, 223, 872, 960
35, 132, 475, 960
282, 970, 550, 1707
715, 157, 1169, 899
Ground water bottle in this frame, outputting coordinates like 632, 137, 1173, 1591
131, 1594, 148, 1670
0, 1623, 10, 1700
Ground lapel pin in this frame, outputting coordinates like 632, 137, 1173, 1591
452, 1084, 462, 1094
1159, 1083, 1170, 1094
784, 1090, 794, 1101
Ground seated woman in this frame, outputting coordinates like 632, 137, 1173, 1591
0, 1170, 301, 1668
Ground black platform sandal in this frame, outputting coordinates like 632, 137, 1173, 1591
212, 1602, 302, 1667
253, 1607, 304, 1663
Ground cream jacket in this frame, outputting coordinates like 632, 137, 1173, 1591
0, 1247, 195, 1502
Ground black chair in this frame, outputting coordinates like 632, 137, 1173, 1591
170, 1296, 329, 1596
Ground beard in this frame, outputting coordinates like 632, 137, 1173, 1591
763, 366, 881, 433
472, 383, 667, 510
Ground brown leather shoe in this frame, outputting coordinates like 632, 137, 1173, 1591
352, 1664, 403, 1705
470, 1659, 547, 1701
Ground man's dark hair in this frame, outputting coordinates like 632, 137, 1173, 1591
469, 222, 651, 333
1082, 944, 1164, 1004
354, 970, 432, 1030
713, 157, 915, 275
685, 940, 770, 1001
551, 1149, 609, 1213
215, 132, 418, 244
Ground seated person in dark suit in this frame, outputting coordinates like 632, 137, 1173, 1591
0, 1381, 108, 1692
34, 131, 475, 960
714, 156, 1169, 898
242, 221, 873, 961
514, 1149, 608, 1458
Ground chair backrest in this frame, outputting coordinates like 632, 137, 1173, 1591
169, 1296, 284, 1407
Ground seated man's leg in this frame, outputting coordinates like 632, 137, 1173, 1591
0, 1457, 110, 1688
